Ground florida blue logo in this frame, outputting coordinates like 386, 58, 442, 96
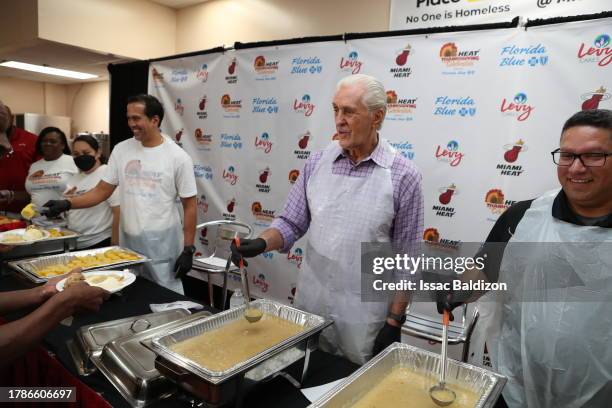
434, 96, 476, 117
220, 133, 242, 150
171, 69, 188, 83
499, 44, 548, 67
193, 164, 213, 181
291, 56, 322, 74
252, 97, 279, 114
390, 142, 415, 160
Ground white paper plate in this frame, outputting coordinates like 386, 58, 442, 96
56, 270, 136, 293
0, 228, 51, 246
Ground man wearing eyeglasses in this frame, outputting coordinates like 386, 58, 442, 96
0, 101, 38, 215
438, 109, 612, 408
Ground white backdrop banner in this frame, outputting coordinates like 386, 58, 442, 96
390, 0, 611, 30
148, 18, 611, 310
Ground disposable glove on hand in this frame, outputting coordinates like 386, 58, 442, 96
174, 247, 195, 279
436, 291, 463, 321
43, 199, 71, 217
372, 322, 401, 356
230, 238, 267, 267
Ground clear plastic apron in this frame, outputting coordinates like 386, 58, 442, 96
475, 189, 612, 407
295, 140, 395, 365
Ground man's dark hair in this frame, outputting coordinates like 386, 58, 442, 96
562, 109, 612, 138
36, 126, 71, 155
127, 94, 164, 126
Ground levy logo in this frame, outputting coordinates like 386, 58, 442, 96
196, 63, 209, 82
291, 56, 323, 75
435, 140, 464, 167
293, 95, 315, 116
288, 169, 300, 184
255, 132, 273, 154
339, 51, 363, 74
390, 44, 412, 78
252, 97, 279, 114
222, 166, 238, 185
252, 274, 269, 293
174, 98, 184, 116
197, 95, 207, 119
294, 131, 312, 160
287, 247, 303, 269
220, 133, 242, 150
257, 167, 271, 193
194, 128, 212, 150
577, 34, 612, 67
434, 96, 476, 117
499, 43, 548, 67
386, 90, 417, 121
433, 184, 458, 218
389, 141, 415, 160
581, 86, 610, 110
500, 93, 535, 121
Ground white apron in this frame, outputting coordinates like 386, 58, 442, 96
475, 189, 612, 407
295, 140, 396, 365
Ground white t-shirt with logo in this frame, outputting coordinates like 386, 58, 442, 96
103, 136, 197, 236
67, 165, 120, 249
25, 154, 79, 210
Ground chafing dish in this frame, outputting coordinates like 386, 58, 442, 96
1, 227, 79, 261
68, 309, 191, 376
7, 246, 149, 283
151, 299, 333, 407
309, 342, 506, 408
92, 310, 212, 407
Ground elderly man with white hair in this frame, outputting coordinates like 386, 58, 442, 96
231, 74, 424, 364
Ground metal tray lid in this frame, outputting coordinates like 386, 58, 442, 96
76, 309, 191, 359
92, 311, 212, 407
151, 299, 333, 384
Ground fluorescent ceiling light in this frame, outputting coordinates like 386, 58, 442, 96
0, 61, 98, 80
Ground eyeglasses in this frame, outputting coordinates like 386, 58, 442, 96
551, 148, 612, 167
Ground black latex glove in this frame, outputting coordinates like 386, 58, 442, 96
372, 322, 401, 356
174, 247, 194, 279
230, 238, 267, 267
42, 199, 71, 217
436, 291, 463, 321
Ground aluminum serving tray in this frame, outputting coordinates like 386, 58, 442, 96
68, 309, 191, 376
1, 227, 79, 261
7, 246, 149, 283
151, 299, 333, 407
91, 310, 212, 408
309, 343, 506, 408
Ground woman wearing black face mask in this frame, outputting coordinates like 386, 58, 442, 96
66, 135, 120, 249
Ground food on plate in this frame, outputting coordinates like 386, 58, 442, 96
84, 273, 125, 291
170, 313, 304, 371
64, 271, 86, 288
0, 233, 23, 244
350, 366, 479, 408
34, 249, 142, 277
0, 226, 46, 244
48, 228, 74, 238
21, 203, 38, 220
23, 226, 44, 240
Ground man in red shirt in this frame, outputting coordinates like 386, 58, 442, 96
0, 101, 39, 214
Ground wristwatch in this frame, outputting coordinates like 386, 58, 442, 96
387, 312, 406, 325
184, 245, 196, 254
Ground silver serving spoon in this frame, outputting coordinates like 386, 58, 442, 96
234, 237, 262, 323
429, 310, 456, 406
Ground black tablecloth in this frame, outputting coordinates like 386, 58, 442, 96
0, 269, 358, 407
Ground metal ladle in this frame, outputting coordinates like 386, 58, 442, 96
234, 237, 262, 323
429, 310, 456, 406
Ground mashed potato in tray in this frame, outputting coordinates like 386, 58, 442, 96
170, 313, 304, 372
0, 233, 23, 243
351, 366, 480, 408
